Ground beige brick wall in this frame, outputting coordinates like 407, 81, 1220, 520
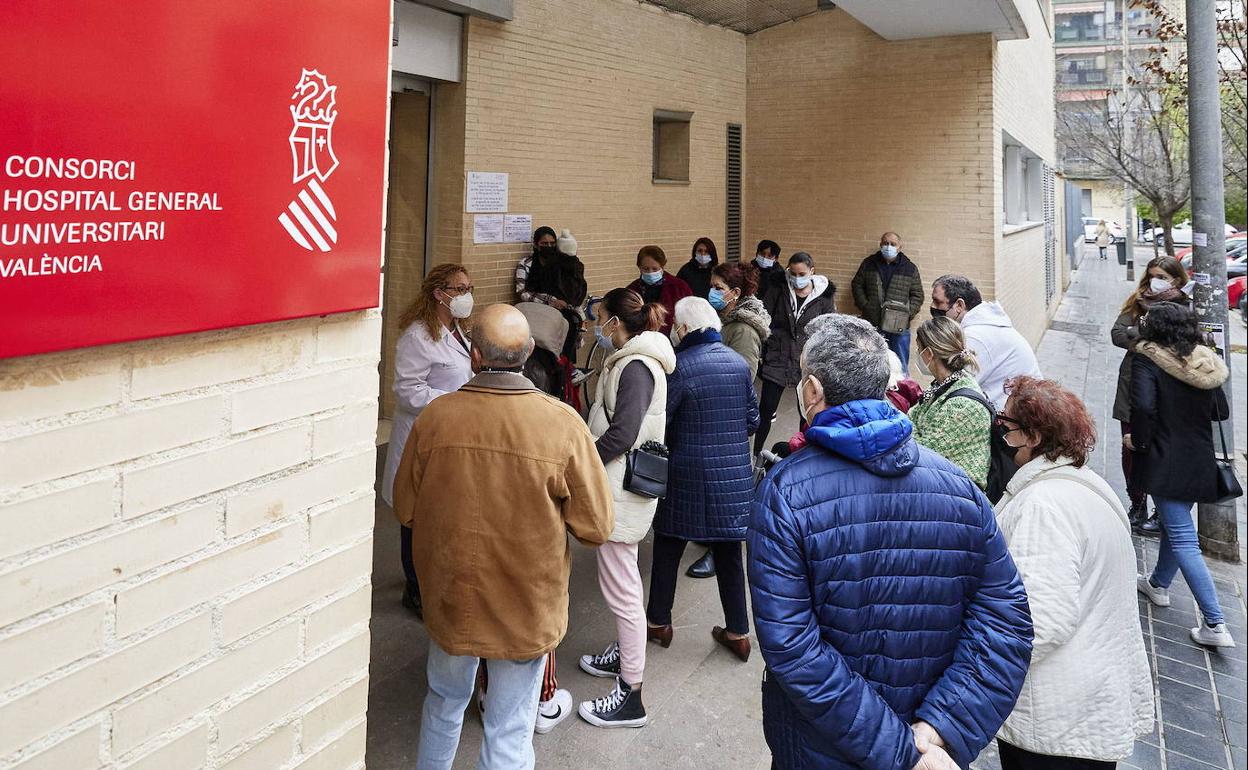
745, 10, 997, 320
993, 0, 1060, 344
432, 0, 748, 306
0, 313, 378, 769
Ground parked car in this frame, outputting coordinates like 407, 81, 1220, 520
1144, 221, 1240, 245
1180, 234, 1248, 275
1082, 217, 1125, 243
1228, 276, 1245, 317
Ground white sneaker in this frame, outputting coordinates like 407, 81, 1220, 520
1137, 575, 1170, 607
1190, 623, 1237, 649
535, 688, 573, 734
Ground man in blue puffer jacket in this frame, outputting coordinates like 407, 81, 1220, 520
748, 314, 1033, 770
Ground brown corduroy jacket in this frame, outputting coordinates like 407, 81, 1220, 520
393, 371, 613, 660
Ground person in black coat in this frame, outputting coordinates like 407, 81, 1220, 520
647, 297, 760, 661
1130, 302, 1235, 649
754, 251, 837, 455
675, 237, 718, 299
752, 239, 787, 296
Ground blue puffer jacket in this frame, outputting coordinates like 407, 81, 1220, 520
654, 329, 760, 542
748, 399, 1032, 770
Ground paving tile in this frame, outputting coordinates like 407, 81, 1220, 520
1158, 639, 1215, 668
1163, 701, 1227, 738
1129, 739, 1164, 770
1161, 677, 1218, 712
1211, 654, 1248, 679
1227, 719, 1247, 749
1165, 725, 1232, 768
1158, 655, 1211, 684
1223, 697, 1248, 726
1217, 673, 1248, 703
1232, 747, 1246, 770
1167, 750, 1227, 770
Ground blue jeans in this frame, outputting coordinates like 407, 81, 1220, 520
1150, 496, 1226, 626
417, 640, 545, 770
883, 329, 911, 373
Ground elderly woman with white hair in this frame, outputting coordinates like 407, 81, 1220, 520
645, 297, 760, 661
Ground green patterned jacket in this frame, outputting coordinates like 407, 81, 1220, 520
909, 373, 992, 490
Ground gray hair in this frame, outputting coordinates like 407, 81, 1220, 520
475, 331, 533, 368
802, 315, 890, 406
674, 296, 722, 333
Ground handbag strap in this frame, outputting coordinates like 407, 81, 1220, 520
1216, 418, 1231, 461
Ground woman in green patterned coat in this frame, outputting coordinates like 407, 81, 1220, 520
908, 316, 992, 490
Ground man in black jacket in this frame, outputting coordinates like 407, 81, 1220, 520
850, 231, 924, 371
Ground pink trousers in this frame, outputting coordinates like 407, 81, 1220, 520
596, 540, 646, 685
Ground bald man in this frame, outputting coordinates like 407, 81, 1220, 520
394, 304, 613, 770
850, 231, 925, 371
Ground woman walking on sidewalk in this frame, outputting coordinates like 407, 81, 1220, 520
1130, 302, 1236, 649
646, 298, 759, 661
1094, 220, 1112, 260
1111, 256, 1191, 535
993, 376, 1153, 770
579, 288, 677, 727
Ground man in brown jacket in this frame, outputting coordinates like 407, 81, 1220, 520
394, 303, 613, 770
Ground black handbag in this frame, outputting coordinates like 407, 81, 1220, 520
624, 440, 669, 499
1214, 419, 1243, 503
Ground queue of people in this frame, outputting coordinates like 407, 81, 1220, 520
382, 227, 1236, 769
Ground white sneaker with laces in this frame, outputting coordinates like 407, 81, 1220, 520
1137, 575, 1170, 607
578, 641, 621, 678
1190, 623, 1236, 649
535, 688, 573, 734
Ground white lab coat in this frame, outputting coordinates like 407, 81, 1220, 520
381, 320, 473, 506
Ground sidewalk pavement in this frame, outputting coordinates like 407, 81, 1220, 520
366, 246, 1247, 769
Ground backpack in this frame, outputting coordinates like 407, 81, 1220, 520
948, 387, 1018, 504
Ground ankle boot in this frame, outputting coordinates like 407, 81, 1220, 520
646, 624, 673, 648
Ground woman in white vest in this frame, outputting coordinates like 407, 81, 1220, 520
577, 287, 676, 730
993, 376, 1153, 770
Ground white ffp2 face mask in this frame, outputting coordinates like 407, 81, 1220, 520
1149, 277, 1174, 293
446, 293, 474, 319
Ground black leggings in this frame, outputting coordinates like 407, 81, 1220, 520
647, 534, 749, 635
755, 378, 804, 455
998, 740, 1115, 770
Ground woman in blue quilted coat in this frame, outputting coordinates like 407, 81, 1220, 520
748, 314, 1033, 770
646, 297, 760, 661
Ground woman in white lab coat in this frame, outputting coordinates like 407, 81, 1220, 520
382, 263, 475, 617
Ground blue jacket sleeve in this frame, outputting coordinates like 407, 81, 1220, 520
746, 373, 761, 435
747, 475, 922, 770
915, 493, 1033, 767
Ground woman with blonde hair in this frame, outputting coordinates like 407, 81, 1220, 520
909, 316, 993, 490
1094, 220, 1112, 260
383, 264, 475, 618
1110, 255, 1190, 533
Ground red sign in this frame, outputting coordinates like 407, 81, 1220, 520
0, 2, 390, 359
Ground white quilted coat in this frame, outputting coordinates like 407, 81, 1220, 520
587, 331, 676, 544
995, 456, 1154, 760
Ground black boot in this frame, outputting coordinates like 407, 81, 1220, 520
402, 583, 423, 620
578, 677, 647, 728
1127, 501, 1148, 528
686, 549, 716, 579
1133, 512, 1162, 538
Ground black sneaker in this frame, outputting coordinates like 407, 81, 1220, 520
578, 677, 647, 728
579, 641, 621, 678
1133, 513, 1161, 538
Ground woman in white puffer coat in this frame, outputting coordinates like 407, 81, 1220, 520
993, 376, 1153, 770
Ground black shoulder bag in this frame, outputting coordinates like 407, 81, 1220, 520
624, 440, 670, 499
1214, 419, 1243, 503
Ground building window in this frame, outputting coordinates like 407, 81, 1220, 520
653, 109, 692, 183
1003, 132, 1045, 227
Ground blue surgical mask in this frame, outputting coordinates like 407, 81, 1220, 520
881, 245, 899, 260
595, 318, 617, 353
640, 271, 663, 286
755, 255, 775, 269
708, 288, 728, 310
788, 272, 811, 290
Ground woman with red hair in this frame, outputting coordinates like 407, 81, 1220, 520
992, 376, 1153, 770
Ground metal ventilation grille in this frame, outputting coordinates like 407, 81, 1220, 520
641, 0, 821, 34
726, 123, 742, 262
1043, 164, 1057, 304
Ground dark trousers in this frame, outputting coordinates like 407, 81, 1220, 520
1118, 421, 1147, 510
998, 740, 1115, 770
646, 533, 749, 635
400, 524, 420, 595
755, 379, 806, 455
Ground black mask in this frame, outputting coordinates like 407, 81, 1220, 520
930, 307, 948, 319
1000, 438, 1022, 463
538, 245, 557, 258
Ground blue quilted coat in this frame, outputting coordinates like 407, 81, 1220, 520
654, 329, 760, 542
748, 399, 1032, 770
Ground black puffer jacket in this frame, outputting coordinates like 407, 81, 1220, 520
1130, 342, 1231, 502
758, 275, 837, 387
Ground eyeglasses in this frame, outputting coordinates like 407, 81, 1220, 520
995, 414, 1028, 433
442, 284, 474, 296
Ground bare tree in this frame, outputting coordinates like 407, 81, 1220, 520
1057, 80, 1191, 255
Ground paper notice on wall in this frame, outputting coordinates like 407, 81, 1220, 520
1194, 231, 1209, 247
1193, 272, 1211, 285
503, 214, 533, 243
466, 172, 508, 212
473, 214, 505, 244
